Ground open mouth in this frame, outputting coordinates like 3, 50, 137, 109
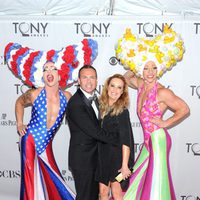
47, 74, 54, 82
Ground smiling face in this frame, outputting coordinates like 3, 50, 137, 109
143, 60, 158, 84
43, 61, 59, 88
107, 77, 124, 106
78, 68, 97, 94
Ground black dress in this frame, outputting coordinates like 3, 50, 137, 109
96, 108, 135, 186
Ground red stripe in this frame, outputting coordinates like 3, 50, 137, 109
11, 47, 28, 76
46, 49, 55, 61
39, 157, 62, 200
4, 42, 13, 58
45, 141, 61, 176
24, 134, 35, 200
23, 51, 40, 86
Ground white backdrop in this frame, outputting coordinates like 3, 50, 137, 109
0, 15, 199, 200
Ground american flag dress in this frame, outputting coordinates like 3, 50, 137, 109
20, 89, 75, 200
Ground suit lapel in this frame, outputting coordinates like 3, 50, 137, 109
77, 89, 99, 122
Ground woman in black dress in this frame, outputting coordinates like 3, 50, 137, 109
96, 74, 134, 200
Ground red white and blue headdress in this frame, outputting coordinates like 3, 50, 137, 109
4, 39, 98, 88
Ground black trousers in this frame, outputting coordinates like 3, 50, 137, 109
72, 169, 99, 200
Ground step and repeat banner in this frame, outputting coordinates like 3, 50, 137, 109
0, 16, 199, 200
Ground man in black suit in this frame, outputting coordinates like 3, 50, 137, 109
66, 65, 117, 200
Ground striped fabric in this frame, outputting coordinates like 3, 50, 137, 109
123, 83, 176, 200
20, 89, 75, 200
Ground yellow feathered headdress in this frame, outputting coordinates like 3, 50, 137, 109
115, 25, 185, 77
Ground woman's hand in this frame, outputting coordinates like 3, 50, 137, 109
119, 166, 131, 180
17, 124, 27, 136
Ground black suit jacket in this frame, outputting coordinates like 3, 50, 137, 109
66, 89, 117, 171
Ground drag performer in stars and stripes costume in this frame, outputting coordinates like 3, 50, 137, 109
4, 39, 98, 200
20, 89, 75, 200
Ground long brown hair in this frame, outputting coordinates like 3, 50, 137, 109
99, 74, 129, 118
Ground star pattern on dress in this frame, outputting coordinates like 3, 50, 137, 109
28, 89, 67, 155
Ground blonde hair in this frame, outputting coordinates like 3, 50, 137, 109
99, 74, 129, 118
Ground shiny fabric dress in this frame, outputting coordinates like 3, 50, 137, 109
123, 83, 176, 200
20, 89, 75, 200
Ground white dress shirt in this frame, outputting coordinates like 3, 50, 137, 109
80, 88, 99, 119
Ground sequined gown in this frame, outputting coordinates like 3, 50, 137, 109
123, 83, 176, 200
20, 89, 75, 200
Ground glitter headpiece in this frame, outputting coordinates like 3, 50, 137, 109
115, 25, 185, 77
4, 39, 98, 88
